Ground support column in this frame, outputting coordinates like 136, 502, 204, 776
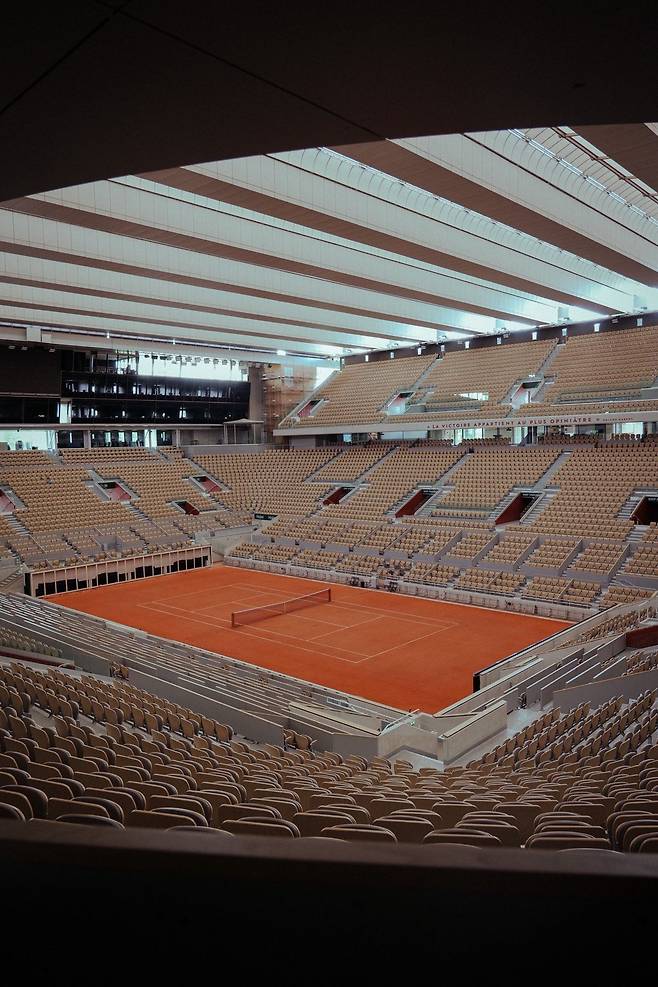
248, 364, 265, 423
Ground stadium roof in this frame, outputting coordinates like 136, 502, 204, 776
1, 123, 657, 361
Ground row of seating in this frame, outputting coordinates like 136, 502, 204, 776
2, 657, 657, 852
281, 326, 658, 429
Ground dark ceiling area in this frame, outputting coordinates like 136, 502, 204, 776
2, 2, 658, 203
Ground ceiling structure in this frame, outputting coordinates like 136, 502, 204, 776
1, 123, 658, 362
2, 4, 658, 205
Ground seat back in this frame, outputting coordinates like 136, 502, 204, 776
376, 816, 434, 843
57, 814, 124, 828
423, 830, 501, 846
320, 824, 397, 843
220, 818, 300, 838
48, 798, 109, 820
293, 811, 357, 836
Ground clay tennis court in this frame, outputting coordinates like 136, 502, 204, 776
53, 564, 570, 712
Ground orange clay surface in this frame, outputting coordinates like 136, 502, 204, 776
54, 564, 570, 712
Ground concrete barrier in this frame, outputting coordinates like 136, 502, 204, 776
553, 666, 658, 710
437, 700, 508, 763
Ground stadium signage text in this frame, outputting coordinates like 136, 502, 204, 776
274, 408, 658, 437
428, 413, 621, 429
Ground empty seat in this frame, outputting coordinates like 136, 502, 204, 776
320, 824, 397, 843
220, 818, 300, 838
57, 814, 124, 828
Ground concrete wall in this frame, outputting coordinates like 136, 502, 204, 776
209, 526, 254, 558
553, 666, 658, 710
289, 436, 318, 448
437, 700, 508, 763
184, 443, 273, 456
378, 721, 441, 758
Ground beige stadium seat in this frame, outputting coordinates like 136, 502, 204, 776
375, 815, 434, 843
128, 810, 191, 829
526, 833, 612, 850
57, 814, 125, 828
320, 823, 398, 843
423, 830, 502, 847
220, 818, 300, 838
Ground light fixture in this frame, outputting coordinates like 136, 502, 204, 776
276, 349, 286, 357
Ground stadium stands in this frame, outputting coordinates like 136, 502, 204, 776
1, 635, 657, 849
280, 325, 658, 429
285, 354, 433, 427
542, 326, 658, 403
216, 436, 657, 615
1, 432, 656, 616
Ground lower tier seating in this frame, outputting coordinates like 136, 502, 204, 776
1, 658, 656, 853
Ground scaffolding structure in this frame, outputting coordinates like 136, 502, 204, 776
262, 365, 316, 440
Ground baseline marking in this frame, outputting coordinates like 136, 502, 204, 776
136, 600, 372, 664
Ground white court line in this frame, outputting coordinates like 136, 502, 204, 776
266, 608, 375, 631
219, 563, 570, 625
305, 614, 458, 659
147, 598, 362, 642
138, 573, 476, 667
145, 590, 458, 659
138, 600, 369, 664
138, 600, 234, 627
149, 575, 457, 631
142, 579, 285, 606
327, 598, 457, 630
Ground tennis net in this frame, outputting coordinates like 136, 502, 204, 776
231, 587, 331, 627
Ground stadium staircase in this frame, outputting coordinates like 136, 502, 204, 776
535, 450, 572, 487
526, 377, 556, 404
502, 343, 562, 407
517, 490, 558, 525
0, 566, 25, 594
411, 452, 474, 517
281, 369, 339, 424
394, 490, 435, 517
535, 340, 562, 376
619, 490, 658, 523
354, 444, 401, 478
124, 503, 154, 525
186, 475, 228, 502
302, 447, 350, 481
490, 451, 571, 525
488, 488, 532, 524
3, 513, 32, 539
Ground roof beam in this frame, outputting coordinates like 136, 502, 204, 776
571, 123, 658, 196
147, 161, 615, 314
331, 137, 658, 288
0, 202, 543, 336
